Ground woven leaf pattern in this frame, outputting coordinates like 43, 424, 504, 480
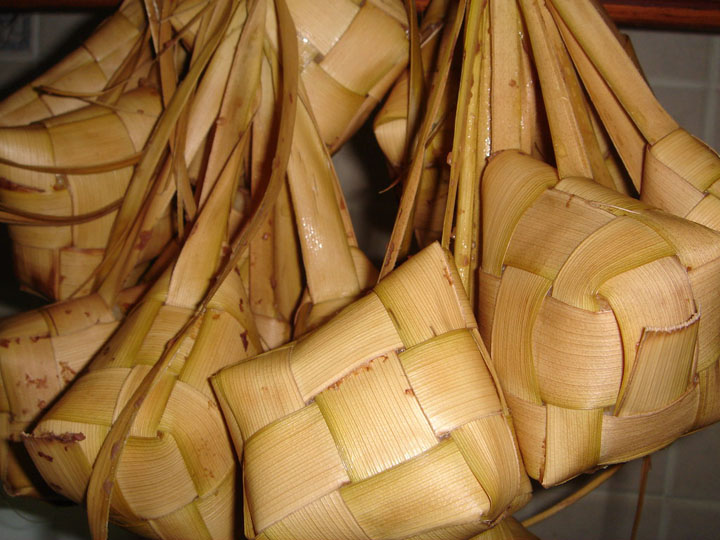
214, 243, 531, 540
479, 150, 720, 486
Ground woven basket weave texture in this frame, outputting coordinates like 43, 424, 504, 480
0, 287, 142, 497
0, 87, 170, 300
24, 264, 258, 539
479, 150, 720, 487
214, 242, 531, 540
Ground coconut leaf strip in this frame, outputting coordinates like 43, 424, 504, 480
549, 2, 644, 191
99, 26, 153, 104
95, 156, 175, 303
440, 0, 482, 249
548, 0, 677, 144
0, 153, 143, 175
445, 0, 486, 297
403, 0, 423, 166
379, 0, 466, 280
520, 0, 593, 180
296, 68, 359, 247
521, 465, 621, 527
184, 4, 248, 167
102, 0, 235, 268
198, 0, 265, 206
489, 0, 523, 152
0, 198, 121, 225
287, 86, 360, 304
34, 28, 150, 101
84, 0, 296, 535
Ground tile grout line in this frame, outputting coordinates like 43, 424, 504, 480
647, 78, 709, 90
703, 35, 720, 146
657, 442, 678, 540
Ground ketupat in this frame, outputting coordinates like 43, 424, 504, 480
213, 242, 531, 540
0, 0, 152, 126
0, 285, 144, 497
478, 150, 720, 486
0, 86, 170, 301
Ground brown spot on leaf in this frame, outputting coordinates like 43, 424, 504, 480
404, 388, 415, 397
240, 331, 249, 351
37, 400, 46, 409
103, 480, 113, 495
509, 79, 517, 87
37, 451, 54, 462
53, 175, 68, 191
34, 432, 86, 443
238, 299, 244, 312
111, 441, 122, 460
443, 266, 454, 286
25, 374, 49, 389
0, 339, 9, 348
136, 230, 153, 251
58, 362, 77, 382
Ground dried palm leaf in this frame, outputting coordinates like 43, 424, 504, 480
25, 138, 254, 539
288, 82, 377, 335
24, 1, 297, 537
442, 0, 488, 301
373, 0, 455, 248
249, 51, 303, 349
213, 242, 531, 540
444, 0, 547, 301
548, 0, 720, 231
0, 131, 179, 499
274, 0, 409, 151
0, 86, 170, 301
0, 286, 144, 498
519, 0, 619, 191
478, 150, 720, 486
380, 0, 466, 278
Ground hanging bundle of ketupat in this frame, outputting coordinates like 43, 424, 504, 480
0, 0, 717, 539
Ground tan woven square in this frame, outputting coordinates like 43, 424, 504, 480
214, 243, 530, 539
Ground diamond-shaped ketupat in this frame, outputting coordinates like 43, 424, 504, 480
213, 242, 532, 540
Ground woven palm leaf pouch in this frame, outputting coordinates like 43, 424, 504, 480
478, 150, 720, 488
0, 286, 143, 498
0, 86, 169, 301
213, 242, 531, 540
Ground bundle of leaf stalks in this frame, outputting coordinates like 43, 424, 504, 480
0, 0, 719, 539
